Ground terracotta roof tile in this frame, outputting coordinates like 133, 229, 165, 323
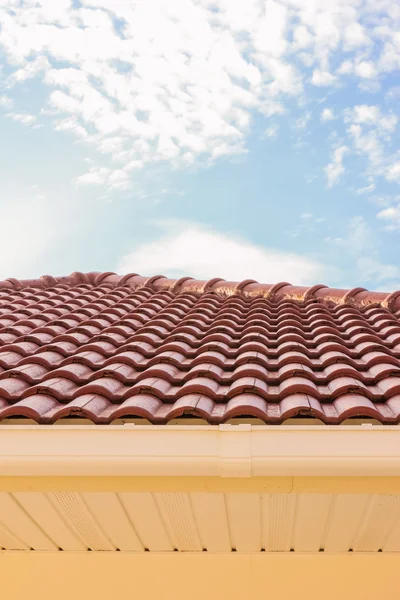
0, 271, 400, 424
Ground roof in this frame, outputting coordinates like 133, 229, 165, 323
0, 270, 400, 425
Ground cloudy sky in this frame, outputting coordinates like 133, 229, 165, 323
0, 0, 399, 290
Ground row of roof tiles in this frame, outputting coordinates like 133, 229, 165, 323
1, 271, 400, 312
0, 393, 399, 424
1, 372, 399, 401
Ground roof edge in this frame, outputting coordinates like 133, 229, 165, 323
1, 424, 400, 477
1, 271, 399, 312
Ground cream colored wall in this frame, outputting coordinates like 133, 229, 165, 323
0, 552, 399, 600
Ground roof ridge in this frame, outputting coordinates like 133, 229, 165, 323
0, 271, 399, 312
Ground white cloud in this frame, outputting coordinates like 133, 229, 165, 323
117, 221, 327, 284
346, 105, 397, 132
292, 25, 313, 50
6, 112, 37, 126
55, 117, 89, 139
295, 111, 311, 129
324, 145, 349, 187
0, 95, 13, 109
76, 161, 142, 190
311, 70, 337, 87
252, 0, 288, 57
6, 56, 50, 86
76, 168, 111, 187
321, 108, 335, 122
349, 105, 381, 125
386, 161, 400, 183
264, 124, 279, 138
358, 80, 381, 94
377, 36, 400, 73
348, 124, 382, 166
355, 183, 376, 195
337, 60, 353, 75
377, 205, 400, 230
339, 104, 398, 183
343, 23, 370, 50
354, 61, 377, 79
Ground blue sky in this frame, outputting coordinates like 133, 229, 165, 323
0, 0, 399, 290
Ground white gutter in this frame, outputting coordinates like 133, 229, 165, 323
0, 423, 399, 477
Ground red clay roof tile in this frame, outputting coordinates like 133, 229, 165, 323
0, 271, 400, 424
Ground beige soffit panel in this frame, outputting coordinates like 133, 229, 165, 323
2, 492, 400, 553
